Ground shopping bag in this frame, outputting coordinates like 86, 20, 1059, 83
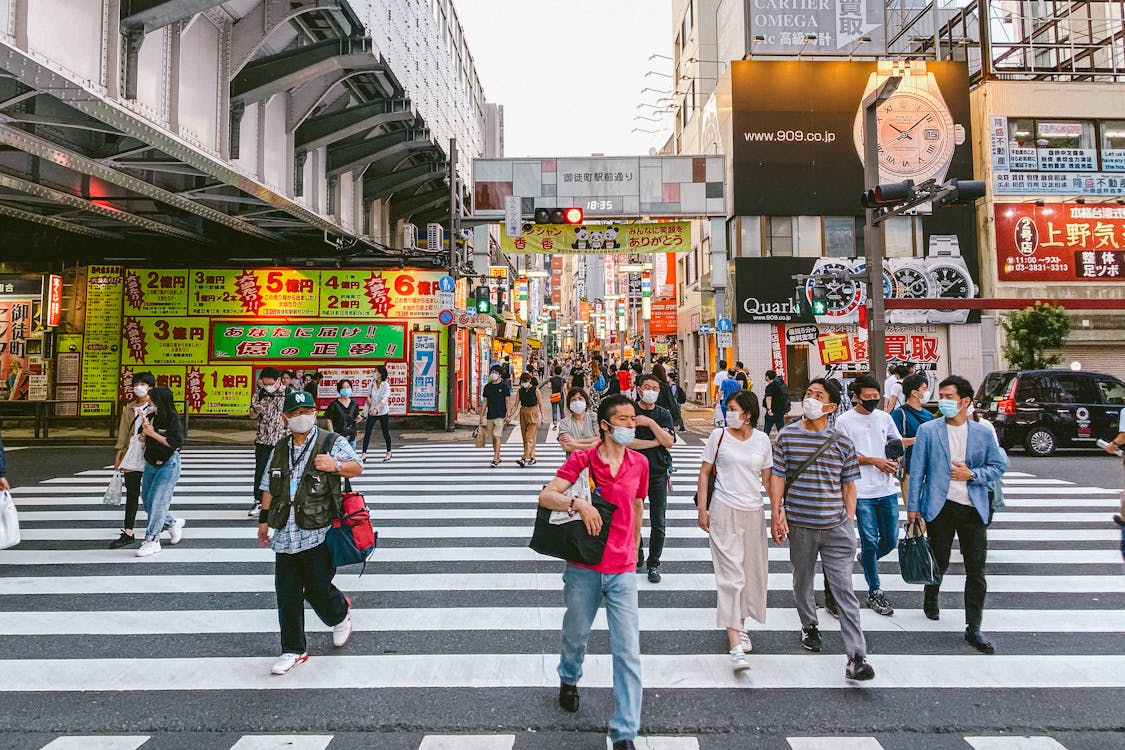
0, 490, 19, 550
119, 436, 145, 473
529, 469, 616, 565
712, 401, 724, 426
103, 471, 124, 506
474, 425, 486, 448
898, 519, 941, 585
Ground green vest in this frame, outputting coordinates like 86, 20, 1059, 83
266, 429, 342, 531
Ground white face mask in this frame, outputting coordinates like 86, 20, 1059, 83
286, 413, 316, 434
131, 384, 149, 399
489, 373, 500, 382
263, 383, 278, 393
569, 400, 587, 414
802, 397, 826, 420
727, 412, 745, 429
640, 389, 659, 404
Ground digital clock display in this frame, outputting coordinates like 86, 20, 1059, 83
583, 199, 619, 213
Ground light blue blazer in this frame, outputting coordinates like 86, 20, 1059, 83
907, 418, 1007, 524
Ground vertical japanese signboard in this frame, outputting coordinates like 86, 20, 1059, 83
410, 332, 439, 412
82, 266, 123, 415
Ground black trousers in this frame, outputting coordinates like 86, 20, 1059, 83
762, 412, 786, 436
253, 442, 274, 505
275, 542, 349, 654
644, 472, 669, 568
122, 470, 142, 531
925, 500, 989, 629
362, 413, 392, 453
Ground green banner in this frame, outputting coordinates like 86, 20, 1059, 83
210, 321, 406, 362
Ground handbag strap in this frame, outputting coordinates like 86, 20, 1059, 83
782, 430, 842, 501
709, 428, 726, 484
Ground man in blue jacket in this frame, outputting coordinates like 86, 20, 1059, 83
908, 375, 1007, 654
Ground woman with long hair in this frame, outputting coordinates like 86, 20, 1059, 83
134, 386, 185, 557
362, 365, 393, 462
109, 371, 155, 548
696, 389, 772, 671
652, 362, 683, 433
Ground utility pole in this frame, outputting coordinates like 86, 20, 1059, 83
445, 137, 457, 431
861, 76, 901, 384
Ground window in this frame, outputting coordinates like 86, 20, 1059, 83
764, 217, 794, 256
1098, 379, 1125, 405
1007, 118, 1097, 171
824, 217, 859, 257
883, 216, 917, 257
686, 248, 697, 285
1055, 373, 1100, 404
1101, 120, 1125, 172
1016, 374, 1051, 402
681, 1, 693, 47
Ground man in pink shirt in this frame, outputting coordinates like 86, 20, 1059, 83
538, 394, 648, 750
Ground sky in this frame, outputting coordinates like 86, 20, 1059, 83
453, 0, 674, 158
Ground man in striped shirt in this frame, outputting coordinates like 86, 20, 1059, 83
769, 378, 875, 681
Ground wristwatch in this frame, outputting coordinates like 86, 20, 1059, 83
925, 235, 976, 324
886, 257, 935, 324
334, 460, 343, 474
852, 60, 966, 185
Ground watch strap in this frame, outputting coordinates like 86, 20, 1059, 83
928, 235, 961, 258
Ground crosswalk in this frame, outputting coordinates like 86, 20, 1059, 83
1, 439, 1122, 740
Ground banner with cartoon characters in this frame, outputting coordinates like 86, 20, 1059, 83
500, 222, 691, 255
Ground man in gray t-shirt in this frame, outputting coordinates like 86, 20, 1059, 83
770, 377, 874, 682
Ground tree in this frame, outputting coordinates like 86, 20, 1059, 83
1001, 302, 1071, 370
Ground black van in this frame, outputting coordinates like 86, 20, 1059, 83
976, 369, 1125, 456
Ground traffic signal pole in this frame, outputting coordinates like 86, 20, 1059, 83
861, 76, 901, 385
446, 137, 457, 431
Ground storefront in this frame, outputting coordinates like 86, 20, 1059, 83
0, 273, 62, 403
61, 266, 458, 418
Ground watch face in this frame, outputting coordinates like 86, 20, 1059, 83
930, 265, 972, 298
807, 261, 863, 318
892, 266, 934, 298
854, 88, 957, 181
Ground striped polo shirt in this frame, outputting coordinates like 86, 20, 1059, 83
773, 422, 861, 529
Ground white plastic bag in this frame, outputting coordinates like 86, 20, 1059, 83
0, 490, 19, 550
120, 435, 145, 473
103, 471, 124, 506
712, 401, 724, 427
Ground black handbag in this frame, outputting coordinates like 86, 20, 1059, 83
694, 429, 726, 511
898, 519, 942, 585
529, 490, 616, 565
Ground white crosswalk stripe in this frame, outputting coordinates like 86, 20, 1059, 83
1, 442, 1121, 729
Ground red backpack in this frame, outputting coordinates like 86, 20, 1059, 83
326, 490, 378, 574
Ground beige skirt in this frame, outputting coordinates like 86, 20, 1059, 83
707, 501, 769, 630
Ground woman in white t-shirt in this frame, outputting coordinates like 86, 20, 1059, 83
695, 389, 773, 673
361, 365, 393, 462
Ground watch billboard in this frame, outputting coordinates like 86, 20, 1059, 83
734, 207, 980, 325
731, 60, 974, 216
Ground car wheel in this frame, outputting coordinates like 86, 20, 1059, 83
1025, 427, 1056, 457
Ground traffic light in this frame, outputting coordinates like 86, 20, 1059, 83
944, 179, 987, 205
474, 286, 491, 314
810, 283, 829, 315
533, 207, 584, 224
861, 180, 916, 208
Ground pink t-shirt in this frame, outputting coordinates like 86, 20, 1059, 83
555, 442, 650, 574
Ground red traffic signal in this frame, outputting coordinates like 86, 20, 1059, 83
534, 207, 584, 225
861, 180, 916, 208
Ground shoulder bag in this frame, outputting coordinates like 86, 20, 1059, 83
782, 430, 843, 503
694, 429, 726, 511
320, 432, 377, 573
898, 518, 942, 585
529, 451, 617, 565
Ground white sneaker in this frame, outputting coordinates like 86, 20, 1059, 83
135, 540, 161, 557
270, 652, 308, 675
168, 518, 185, 545
738, 630, 753, 654
332, 615, 353, 647
247, 505, 260, 518
729, 647, 751, 672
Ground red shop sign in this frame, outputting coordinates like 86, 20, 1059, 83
995, 203, 1125, 282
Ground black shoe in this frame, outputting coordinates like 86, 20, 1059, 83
846, 654, 876, 681
516, 458, 527, 467
801, 625, 822, 652
613, 742, 636, 750
647, 566, 662, 584
108, 531, 136, 549
965, 628, 995, 654
924, 594, 940, 621
558, 682, 579, 713
1114, 514, 1124, 527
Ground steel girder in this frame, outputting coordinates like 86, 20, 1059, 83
121, 0, 228, 33
391, 186, 450, 217
231, 37, 381, 105
326, 129, 430, 176
0, 173, 206, 241
231, 0, 359, 75
0, 203, 120, 240
363, 163, 445, 202
296, 98, 414, 150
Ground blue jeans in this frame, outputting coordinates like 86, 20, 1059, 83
141, 451, 181, 542
855, 493, 900, 592
557, 564, 642, 743
551, 398, 564, 422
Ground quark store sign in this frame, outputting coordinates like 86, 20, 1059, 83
748, 0, 886, 56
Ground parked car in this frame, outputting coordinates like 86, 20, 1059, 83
976, 369, 1125, 456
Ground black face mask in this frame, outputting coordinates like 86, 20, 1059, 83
860, 398, 881, 412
